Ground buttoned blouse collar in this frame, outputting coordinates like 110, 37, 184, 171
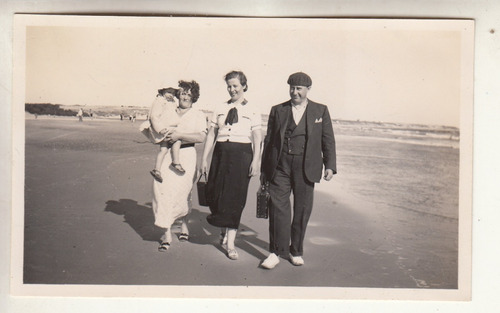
227, 99, 248, 106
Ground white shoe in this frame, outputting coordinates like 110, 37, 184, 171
227, 249, 239, 260
261, 253, 280, 269
289, 254, 304, 266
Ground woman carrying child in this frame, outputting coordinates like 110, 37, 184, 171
149, 80, 207, 252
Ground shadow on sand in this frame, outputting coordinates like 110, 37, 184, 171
104, 199, 163, 242
104, 199, 269, 260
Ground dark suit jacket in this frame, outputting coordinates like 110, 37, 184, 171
261, 99, 337, 183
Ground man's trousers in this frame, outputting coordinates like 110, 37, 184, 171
268, 153, 315, 257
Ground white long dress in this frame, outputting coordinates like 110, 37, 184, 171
152, 107, 207, 229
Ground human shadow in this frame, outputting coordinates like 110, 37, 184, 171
104, 199, 270, 261
185, 208, 270, 261
104, 199, 164, 242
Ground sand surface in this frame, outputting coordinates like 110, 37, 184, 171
22, 117, 459, 290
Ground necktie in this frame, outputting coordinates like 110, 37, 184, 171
225, 107, 238, 125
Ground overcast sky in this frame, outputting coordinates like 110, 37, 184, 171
24, 17, 470, 127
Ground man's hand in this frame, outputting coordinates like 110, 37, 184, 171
324, 169, 334, 181
260, 173, 268, 185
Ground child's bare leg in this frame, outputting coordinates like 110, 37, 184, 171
155, 144, 168, 171
150, 143, 168, 183
170, 141, 185, 174
170, 140, 181, 165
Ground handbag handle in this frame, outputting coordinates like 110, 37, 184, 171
198, 172, 207, 182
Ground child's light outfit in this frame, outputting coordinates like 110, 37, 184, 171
140, 96, 179, 143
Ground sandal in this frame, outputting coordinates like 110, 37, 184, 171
158, 241, 170, 252
150, 169, 163, 183
227, 249, 239, 260
178, 233, 189, 242
171, 163, 186, 174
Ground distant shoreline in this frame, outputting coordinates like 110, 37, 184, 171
25, 103, 461, 130
25, 112, 459, 149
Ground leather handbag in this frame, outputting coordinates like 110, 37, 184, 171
256, 182, 270, 219
196, 173, 210, 206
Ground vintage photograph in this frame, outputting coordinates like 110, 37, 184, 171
11, 15, 473, 300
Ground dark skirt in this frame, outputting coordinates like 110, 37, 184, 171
206, 141, 253, 229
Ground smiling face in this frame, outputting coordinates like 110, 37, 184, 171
163, 92, 176, 102
178, 88, 193, 109
289, 85, 310, 105
226, 77, 246, 102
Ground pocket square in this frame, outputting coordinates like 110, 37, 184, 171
314, 118, 322, 123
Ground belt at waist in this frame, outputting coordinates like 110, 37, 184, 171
180, 143, 195, 149
216, 138, 252, 144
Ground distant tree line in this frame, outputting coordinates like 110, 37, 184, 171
25, 103, 83, 116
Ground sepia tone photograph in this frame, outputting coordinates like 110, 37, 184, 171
10, 14, 473, 300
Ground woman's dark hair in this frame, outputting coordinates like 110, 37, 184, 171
176, 80, 200, 103
224, 71, 248, 92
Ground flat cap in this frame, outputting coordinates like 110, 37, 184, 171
287, 72, 312, 87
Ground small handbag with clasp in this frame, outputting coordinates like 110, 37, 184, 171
196, 173, 210, 206
256, 182, 270, 219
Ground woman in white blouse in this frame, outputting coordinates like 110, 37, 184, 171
201, 71, 262, 260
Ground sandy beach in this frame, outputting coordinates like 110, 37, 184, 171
21, 116, 459, 290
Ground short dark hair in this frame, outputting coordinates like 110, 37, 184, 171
158, 87, 178, 96
224, 70, 248, 92
176, 80, 200, 103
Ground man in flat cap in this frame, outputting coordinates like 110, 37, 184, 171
260, 72, 336, 269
